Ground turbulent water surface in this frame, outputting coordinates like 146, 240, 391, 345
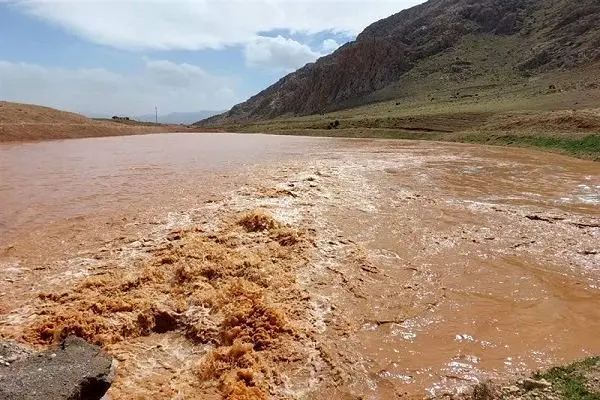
1, 132, 599, 398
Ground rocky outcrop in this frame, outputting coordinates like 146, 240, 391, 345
0, 341, 32, 366
197, 0, 600, 125
0, 337, 115, 400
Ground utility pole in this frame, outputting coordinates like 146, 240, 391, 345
155, 106, 158, 124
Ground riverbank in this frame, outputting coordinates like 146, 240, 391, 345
3, 100, 599, 160
198, 84, 600, 161
213, 120, 600, 162
466, 356, 600, 400
228, 128, 600, 161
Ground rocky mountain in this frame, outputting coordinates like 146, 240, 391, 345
198, 0, 600, 125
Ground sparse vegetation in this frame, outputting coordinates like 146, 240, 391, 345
192, 0, 600, 161
458, 357, 600, 399
326, 120, 340, 129
461, 134, 600, 160
197, 0, 600, 126
533, 357, 600, 400
205, 76, 600, 160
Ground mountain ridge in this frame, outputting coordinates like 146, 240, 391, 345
197, 0, 600, 126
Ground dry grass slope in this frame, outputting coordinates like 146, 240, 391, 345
210, 64, 600, 160
0, 101, 213, 142
0, 101, 90, 124
198, 0, 600, 125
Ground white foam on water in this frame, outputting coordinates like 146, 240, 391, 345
557, 182, 600, 205
378, 370, 414, 383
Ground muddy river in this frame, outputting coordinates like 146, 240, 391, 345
1, 133, 599, 399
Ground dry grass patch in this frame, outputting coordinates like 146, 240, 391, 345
486, 109, 600, 132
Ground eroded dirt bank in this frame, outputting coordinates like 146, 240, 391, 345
1, 134, 599, 398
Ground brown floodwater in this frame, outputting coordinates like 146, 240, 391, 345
0, 133, 599, 398
0, 132, 328, 245
308, 142, 600, 398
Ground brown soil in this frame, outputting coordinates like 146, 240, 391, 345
483, 109, 600, 133
0, 101, 218, 142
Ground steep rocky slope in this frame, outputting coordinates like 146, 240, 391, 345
199, 0, 600, 125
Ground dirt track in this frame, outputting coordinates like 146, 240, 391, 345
1, 134, 599, 398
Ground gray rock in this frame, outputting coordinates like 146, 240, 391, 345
521, 377, 552, 391
504, 385, 521, 394
0, 336, 115, 400
0, 341, 32, 365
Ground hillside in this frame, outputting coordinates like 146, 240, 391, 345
199, 0, 600, 125
0, 101, 210, 142
0, 101, 91, 125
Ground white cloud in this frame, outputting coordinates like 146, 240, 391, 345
321, 39, 341, 53
244, 36, 323, 71
0, 59, 239, 115
13, 0, 425, 50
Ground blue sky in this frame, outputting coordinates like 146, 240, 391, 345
0, 0, 423, 116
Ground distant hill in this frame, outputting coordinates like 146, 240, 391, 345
137, 111, 222, 125
198, 0, 600, 125
0, 101, 205, 142
0, 101, 91, 125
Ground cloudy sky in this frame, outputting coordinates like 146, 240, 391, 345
0, 0, 424, 116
